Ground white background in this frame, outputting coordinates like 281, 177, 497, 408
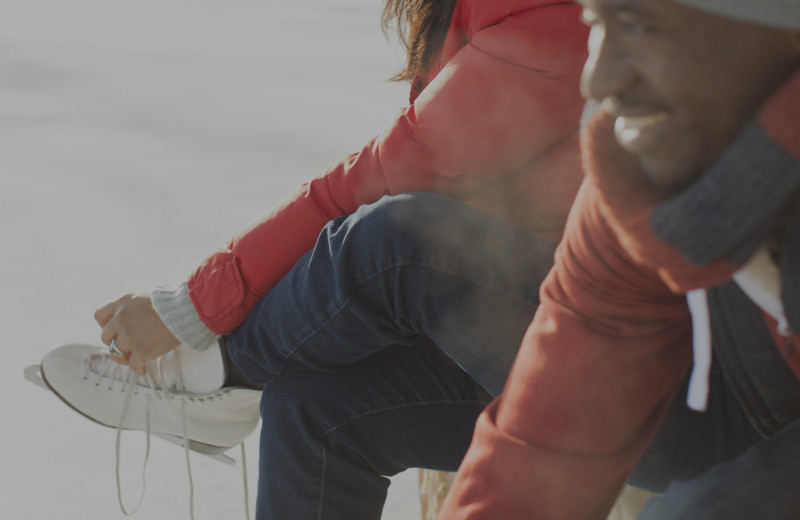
0, 0, 423, 517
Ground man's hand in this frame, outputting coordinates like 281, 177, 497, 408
95, 293, 181, 374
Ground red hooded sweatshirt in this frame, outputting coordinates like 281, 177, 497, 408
438, 71, 800, 519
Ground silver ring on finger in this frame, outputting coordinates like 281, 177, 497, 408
108, 339, 125, 358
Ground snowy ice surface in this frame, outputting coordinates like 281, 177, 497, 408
1, 0, 422, 518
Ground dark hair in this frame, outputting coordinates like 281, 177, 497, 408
381, 0, 458, 84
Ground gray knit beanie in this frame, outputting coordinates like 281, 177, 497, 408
672, 0, 800, 30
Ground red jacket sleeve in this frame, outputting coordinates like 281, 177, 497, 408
188, 3, 588, 334
438, 182, 694, 519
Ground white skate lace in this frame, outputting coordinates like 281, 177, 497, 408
84, 349, 251, 520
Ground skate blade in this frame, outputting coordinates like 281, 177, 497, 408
152, 433, 236, 465
27, 363, 236, 465
24, 364, 49, 390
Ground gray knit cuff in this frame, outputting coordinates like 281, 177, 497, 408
150, 282, 219, 352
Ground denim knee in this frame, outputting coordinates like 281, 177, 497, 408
341, 192, 543, 274
343, 193, 464, 253
259, 374, 319, 446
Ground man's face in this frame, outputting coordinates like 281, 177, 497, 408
579, 0, 799, 195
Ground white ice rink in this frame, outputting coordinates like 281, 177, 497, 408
0, 0, 423, 517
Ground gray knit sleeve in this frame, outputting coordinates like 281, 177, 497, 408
150, 282, 219, 352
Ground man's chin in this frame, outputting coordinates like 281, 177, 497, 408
638, 157, 705, 200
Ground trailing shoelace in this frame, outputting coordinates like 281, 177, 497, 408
84, 349, 251, 520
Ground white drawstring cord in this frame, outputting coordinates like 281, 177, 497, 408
732, 244, 790, 337
685, 244, 789, 413
686, 288, 712, 411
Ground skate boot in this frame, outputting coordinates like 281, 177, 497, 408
24, 340, 260, 518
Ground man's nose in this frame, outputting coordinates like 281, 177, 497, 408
580, 25, 637, 102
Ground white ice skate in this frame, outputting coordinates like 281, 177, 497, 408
25, 341, 260, 519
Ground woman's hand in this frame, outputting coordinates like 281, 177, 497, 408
95, 293, 181, 374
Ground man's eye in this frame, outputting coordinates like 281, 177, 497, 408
621, 22, 647, 35
617, 13, 651, 36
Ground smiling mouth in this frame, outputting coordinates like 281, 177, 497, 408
613, 112, 671, 152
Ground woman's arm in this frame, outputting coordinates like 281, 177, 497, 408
101, 3, 589, 365
189, 4, 589, 335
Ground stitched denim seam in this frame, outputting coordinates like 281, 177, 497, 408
316, 444, 327, 520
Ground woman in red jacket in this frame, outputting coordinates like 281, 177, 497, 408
42, 1, 588, 518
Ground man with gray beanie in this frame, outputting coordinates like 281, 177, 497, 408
439, 0, 800, 518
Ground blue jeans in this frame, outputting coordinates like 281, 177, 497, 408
637, 415, 800, 520
227, 193, 765, 519
630, 353, 762, 493
228, 193, 554, 519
